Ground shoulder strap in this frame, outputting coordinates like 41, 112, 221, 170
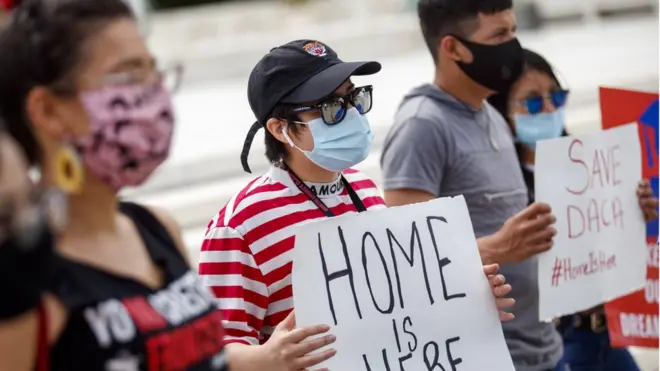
118, 202, 182, 260
36, 304, 49, 371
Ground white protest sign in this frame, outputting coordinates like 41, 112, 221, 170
536, 123, 646, 321
292, 196, 514, 371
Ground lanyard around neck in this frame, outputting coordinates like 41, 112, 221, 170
282, 164, 367, 217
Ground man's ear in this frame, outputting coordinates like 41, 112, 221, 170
266, 117, 289, 144
441, 35, 472, 63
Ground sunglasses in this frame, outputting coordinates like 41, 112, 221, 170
292, 85, 374, 125
522, 89, 570, 114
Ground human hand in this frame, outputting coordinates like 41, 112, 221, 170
484, 264, 515, 322
260, 310, 337, 371
489, 202, 557, 264
637, 179, 658, 223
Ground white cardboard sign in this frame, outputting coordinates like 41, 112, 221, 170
292, 196, 514, 371
535, 123, 646, 321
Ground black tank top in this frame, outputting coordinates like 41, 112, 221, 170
46, 202, 228, 371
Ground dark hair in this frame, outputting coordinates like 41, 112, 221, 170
0, 0, 133, 166
418, 0, 512, 62
488, 49, 566, 200
488, 48, 562, 126
264, 105, 303, 164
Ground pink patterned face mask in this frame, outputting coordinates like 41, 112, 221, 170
72, 82, 175, 191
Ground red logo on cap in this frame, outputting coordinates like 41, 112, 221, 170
303, 41, 327, 57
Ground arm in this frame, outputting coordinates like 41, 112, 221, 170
199, 224, 275, 370
225, 343, 268, 371
381, 118, 500, 265
198, 224, 268, 346
381, 119, 554, 264
0, 203, 54, 370
380, 117, 447, 201
0, 311, 38, 371
149, 207, 273, 369
384, 189, 499, 265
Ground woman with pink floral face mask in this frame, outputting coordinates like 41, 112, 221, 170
0, 1, 230, 370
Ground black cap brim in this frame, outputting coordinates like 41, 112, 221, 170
280, 61, 381, 104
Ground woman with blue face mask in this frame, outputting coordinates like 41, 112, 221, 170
489, 49, 658, 371
489, 49, 569, 174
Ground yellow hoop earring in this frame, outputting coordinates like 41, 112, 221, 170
53, 146, 83, 194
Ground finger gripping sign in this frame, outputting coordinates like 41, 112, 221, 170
291, 196, 515, 370
535, 123, 646, 321
600, 87, 659, 349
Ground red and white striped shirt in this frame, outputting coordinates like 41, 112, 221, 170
198, 165, 386, 345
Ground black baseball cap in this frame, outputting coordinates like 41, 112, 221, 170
240, 39, 381, 173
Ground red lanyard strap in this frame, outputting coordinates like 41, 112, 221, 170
36, 303, 49, 371
284, 165, 366, 217
0, 0, 17, 11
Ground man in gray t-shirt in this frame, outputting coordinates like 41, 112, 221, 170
380, 1, 562, 370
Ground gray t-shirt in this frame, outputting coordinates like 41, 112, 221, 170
380, 84, 562, 371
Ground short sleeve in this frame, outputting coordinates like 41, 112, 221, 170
198, 225, 268, 345
380, 117, 449, 197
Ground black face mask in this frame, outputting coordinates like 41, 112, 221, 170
452, 35, 524, 93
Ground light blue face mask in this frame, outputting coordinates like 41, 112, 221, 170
282, 107, 374, 172
513, 107, 565, 149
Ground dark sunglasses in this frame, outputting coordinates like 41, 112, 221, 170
523, 89, 570, 114
292, 85, 373, 125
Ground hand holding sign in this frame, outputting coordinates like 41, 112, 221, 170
484, 264, 515, 321
260, 311, 337, 371
637, 179, 659, 222
485, 202, 557, 264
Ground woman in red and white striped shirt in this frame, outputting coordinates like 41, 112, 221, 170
199, 40, 515, 371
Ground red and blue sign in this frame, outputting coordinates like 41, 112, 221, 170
639, 100, 659, 236
600, 88, 658, 349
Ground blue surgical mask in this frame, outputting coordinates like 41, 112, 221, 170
282, 107, 374, 172
513, 107, 565, 149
